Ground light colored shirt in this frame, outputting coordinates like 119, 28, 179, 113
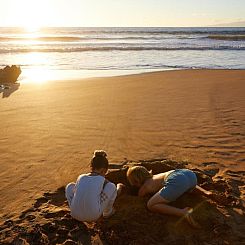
70, 174, 105, 221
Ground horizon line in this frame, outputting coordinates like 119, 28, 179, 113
0, 26, 245, 28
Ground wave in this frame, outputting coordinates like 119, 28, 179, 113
208, 35, 245, 41
1, 34, 245, 44
0, 46, 244, 53
1, 28, 245, 42
6, 63, 243, 71
1, 30, 245, 43
62, 29, 245, 36
0, 35, 203, 42
45, 28, 245, 36
0, 36, 82, 42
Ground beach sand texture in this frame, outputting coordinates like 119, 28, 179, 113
0, 69, 245, 222
1, 160, 244, 244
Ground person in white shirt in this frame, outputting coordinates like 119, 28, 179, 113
65, 150, 123, 222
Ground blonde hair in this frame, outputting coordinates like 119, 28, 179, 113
127, 166, 153, 186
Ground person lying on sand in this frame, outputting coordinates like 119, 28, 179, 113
127, 166, 212, 228
65, 150, 123, 222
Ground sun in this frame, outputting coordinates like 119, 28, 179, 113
10, 0, 52, 29
24, 25, 41, 33
20, 11, 44, 31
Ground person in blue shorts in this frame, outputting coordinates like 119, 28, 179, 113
127, 166, 212, 227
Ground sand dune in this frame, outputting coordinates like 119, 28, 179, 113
0, 69, 245, 222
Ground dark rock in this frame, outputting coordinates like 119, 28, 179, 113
0, 65, 21, 84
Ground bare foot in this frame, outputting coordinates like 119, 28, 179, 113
204, 190, 212, 196
183, 207, 201, 229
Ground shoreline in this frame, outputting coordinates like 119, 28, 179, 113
19, 68, 245, 84
1, 69, 245, 222
19, 68, 175, 83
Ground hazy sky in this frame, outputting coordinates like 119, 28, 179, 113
0, 0, 244, 27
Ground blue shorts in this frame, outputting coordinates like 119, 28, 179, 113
159, 169, 197, 202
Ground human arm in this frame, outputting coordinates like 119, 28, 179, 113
138, 185, 150, 197
147, 192, 200, 228
192, 185, 212, 196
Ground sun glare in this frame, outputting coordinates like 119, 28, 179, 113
22, 53, 54, 84
11, 0, 52, 29
24, 26, 41, 33
23, 27, 41, 41
25, 68, 54, 84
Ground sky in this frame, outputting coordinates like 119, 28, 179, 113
0, 0, 244, 27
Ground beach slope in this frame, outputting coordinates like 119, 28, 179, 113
0, 69, 244, 223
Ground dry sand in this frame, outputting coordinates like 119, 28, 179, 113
1, 160, 244, 244
0, 69, 245, 231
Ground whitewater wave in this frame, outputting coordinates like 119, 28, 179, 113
0, 27, 244, 72
0, 35, 204, 42
1, 34, 245, 43
0, 46, 244, 53
0, 36, 82, 42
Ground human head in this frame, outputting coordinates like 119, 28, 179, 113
127, 166, 153, 187
90, 150, 109, 174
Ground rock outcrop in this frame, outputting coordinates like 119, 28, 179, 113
0, 65, 21, 84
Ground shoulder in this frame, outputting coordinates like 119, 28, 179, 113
138, 180, 152, 197
77, 174, 104, 182
138, 185, 147, 197
77, 173, 89, 179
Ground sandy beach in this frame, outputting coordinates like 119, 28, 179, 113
0, 69, 245, 243
1, 160, 244, 244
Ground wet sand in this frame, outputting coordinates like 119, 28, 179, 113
0, 69, 244, 222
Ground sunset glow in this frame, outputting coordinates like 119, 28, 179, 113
2, 0, 53, 28
24, 67, 54, 83
22, 52, 53, 83
0, 0, 244, 27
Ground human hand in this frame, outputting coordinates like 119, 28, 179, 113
117, 183, 126, 196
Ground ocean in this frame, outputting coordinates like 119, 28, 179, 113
0, 27, 245, 81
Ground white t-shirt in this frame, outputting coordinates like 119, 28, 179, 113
70, 174, 105, 222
